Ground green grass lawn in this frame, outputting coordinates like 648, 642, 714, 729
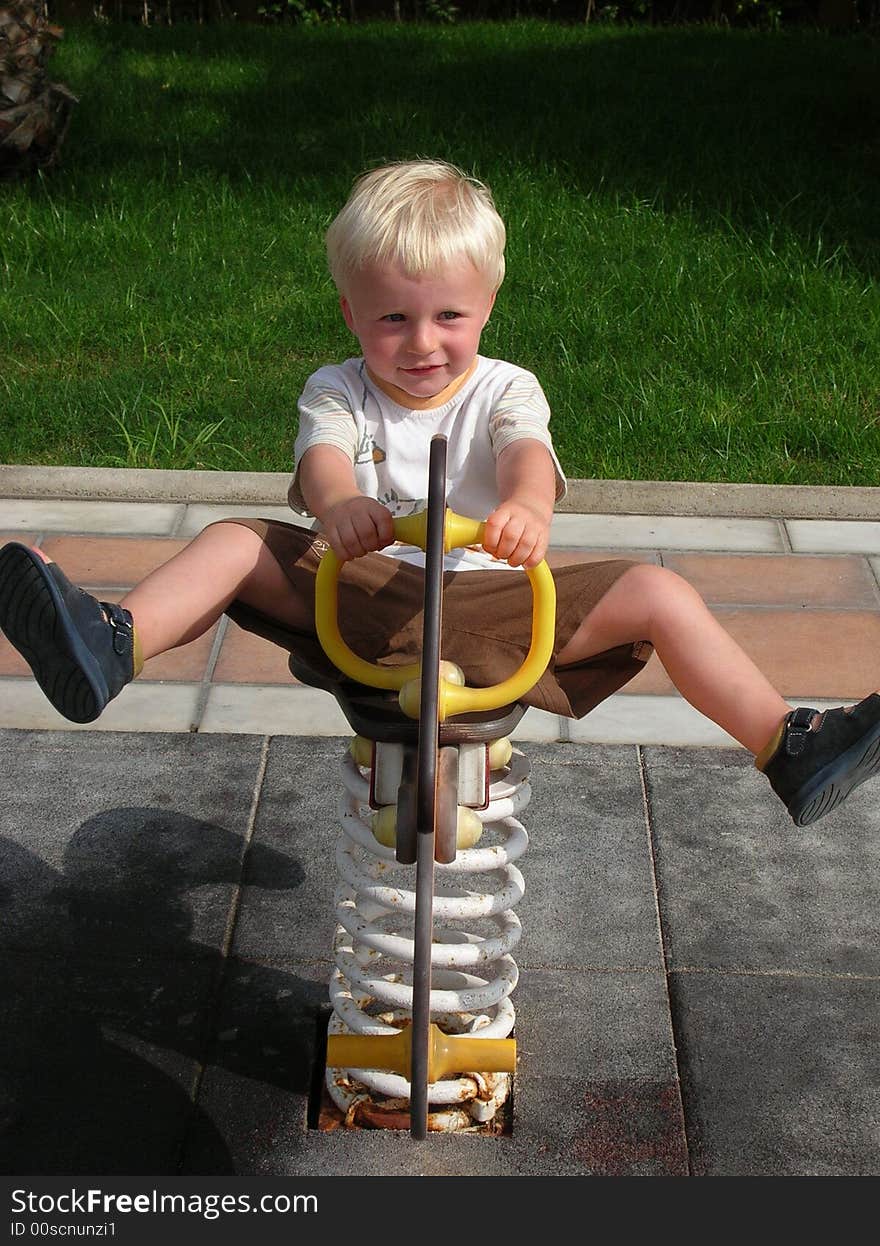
1, 19, 879, 484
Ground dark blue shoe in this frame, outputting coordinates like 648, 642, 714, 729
759, 695, 880, 826
0, 542, 136, 723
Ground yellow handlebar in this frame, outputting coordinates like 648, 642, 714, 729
314, 509, 557, 721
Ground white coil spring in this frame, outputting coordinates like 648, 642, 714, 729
325, 745, 531, 1129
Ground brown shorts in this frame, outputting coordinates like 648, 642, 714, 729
222, 518, 651, 720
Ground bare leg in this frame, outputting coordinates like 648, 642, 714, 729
0, 523, 311, 723
557, 563, 789, 754
120, 522, 312, 659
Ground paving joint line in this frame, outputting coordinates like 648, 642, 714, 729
181, 734, 273, 1169
519, 962, 671, 975
190, 615, 229, 733
669, 965, 880, 982
169, 505, 188, 540
866, 555, 880, 601
637, 743, 693, 1175
706, 601, 879, 612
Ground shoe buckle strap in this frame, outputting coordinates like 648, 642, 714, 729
785, 706, 816, 757
102, 601, 133, 656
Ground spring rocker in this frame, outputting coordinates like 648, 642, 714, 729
292, 435, 556, 1139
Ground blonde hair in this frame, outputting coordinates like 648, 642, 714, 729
326, 159, 506, 294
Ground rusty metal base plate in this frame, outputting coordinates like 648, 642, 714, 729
310, 1076, 513, 1136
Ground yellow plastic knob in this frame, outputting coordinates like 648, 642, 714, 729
488, 737, 513, 771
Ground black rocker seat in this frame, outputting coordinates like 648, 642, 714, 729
288, 652, 526, 746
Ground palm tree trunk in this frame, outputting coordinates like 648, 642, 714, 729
0, 2, 78, 179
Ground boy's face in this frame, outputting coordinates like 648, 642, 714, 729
340, 258, 496, 405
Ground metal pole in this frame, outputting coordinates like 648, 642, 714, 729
409, 435, 447, 1140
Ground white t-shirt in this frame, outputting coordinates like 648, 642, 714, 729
290, 355, 567, 571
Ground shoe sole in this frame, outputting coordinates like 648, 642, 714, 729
0, 543, 109, 723
790, 721, 880, 826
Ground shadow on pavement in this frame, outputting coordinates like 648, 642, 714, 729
0, 808, 324, 1175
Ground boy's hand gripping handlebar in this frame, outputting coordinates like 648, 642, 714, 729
314, 507, 557, 721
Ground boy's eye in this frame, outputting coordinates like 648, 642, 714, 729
380, 311, 460, 323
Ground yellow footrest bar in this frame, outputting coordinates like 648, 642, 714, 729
326, 1024, 516, 1082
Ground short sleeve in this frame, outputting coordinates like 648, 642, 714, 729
488, 372, 567, 501
289, 374, 360, 514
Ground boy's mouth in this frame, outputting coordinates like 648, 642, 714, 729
400, 364, 444, 375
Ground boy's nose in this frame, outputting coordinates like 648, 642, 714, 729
407, 321, 438, 355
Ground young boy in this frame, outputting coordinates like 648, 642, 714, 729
1, 159, 879, 828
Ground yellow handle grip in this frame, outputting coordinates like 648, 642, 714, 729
314, 509, 556, 720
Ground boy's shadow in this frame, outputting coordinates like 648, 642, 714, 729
0, 808, 326, 1175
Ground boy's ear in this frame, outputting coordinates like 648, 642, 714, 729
482, 289, 497, 325
340, 294, 356, 334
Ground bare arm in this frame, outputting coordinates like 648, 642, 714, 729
297, 444, 394, 562
482, 439, 556, 568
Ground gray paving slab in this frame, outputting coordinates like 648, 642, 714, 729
0, 730, 266, 961
642, 746, 880, 974
786, 518, 880, 555
643, 744, 880, 1177
0, 951, 220, 1174
0, 679, 204, 733
230, 736, 346, 962
508, 967, 687, 1178
549, 512, 784, 552
514, 743, 662, 969
179, 958, 330, 1176
0, 498, 183, 534
0, 730, 275, 1173
199, 684, 353, 736
568, 693, 741, 747
176, 504, 304, 538
199, 957, 329, 1096
670, 971, 880, 1176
